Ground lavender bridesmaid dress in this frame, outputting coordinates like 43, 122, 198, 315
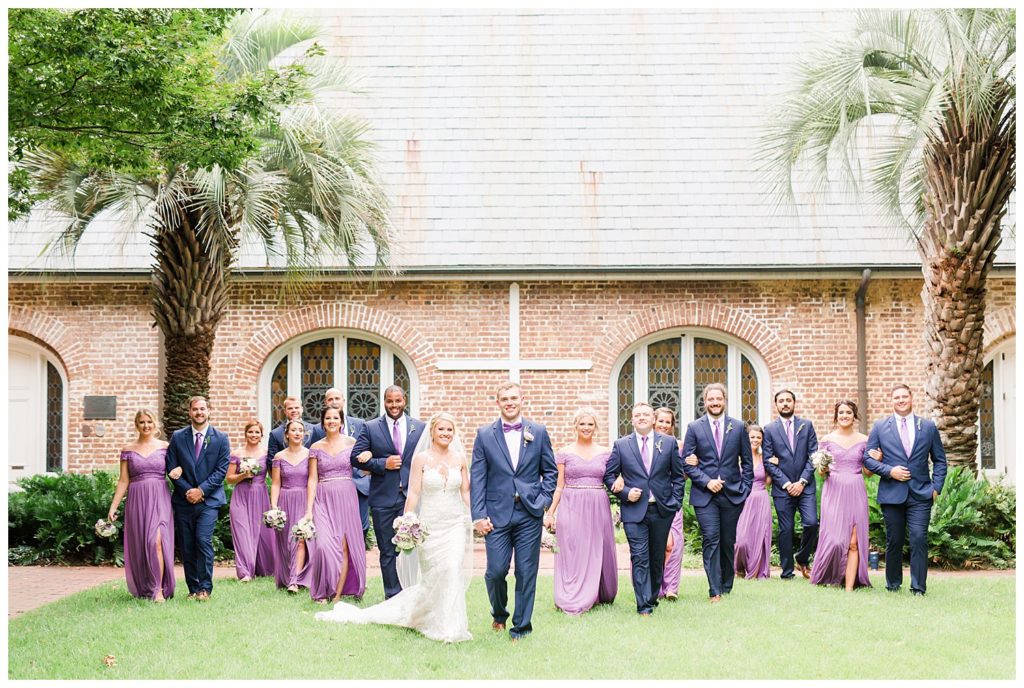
659, 510, 684, 598
810, 440, 872, 588
273, 453, 313, 589
121, 448, 175, 600
733, 458, 772, 579
552, 451, 617, 614
308, 446, 367, 601
228, 453, 276, 580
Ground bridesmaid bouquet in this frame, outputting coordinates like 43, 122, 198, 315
94, 518, 118, 540
811, 449, 834, 475
541, 528, 559, 553
392, 513, 429, 552
263, 508, 287, 530
290, 517, 317, 542
239, 457, 262, 475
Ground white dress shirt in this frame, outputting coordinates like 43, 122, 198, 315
503, 416, 523, 470
893, 412, 916, 452
635, 431, 656, 502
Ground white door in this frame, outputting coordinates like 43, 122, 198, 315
997, 347, 1015, 483
8, 344, 46, 482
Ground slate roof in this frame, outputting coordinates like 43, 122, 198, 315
8, 9, 1015, 275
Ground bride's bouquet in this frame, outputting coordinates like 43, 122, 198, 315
238, 457, 262, 476
263, 507, 287, 530
290, 517, 316, 542
94, 518, 118, 540
811, 449, 834, 476
392, 513, 429, 552
541, 527, 559, 553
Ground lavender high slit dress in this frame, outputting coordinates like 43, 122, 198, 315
308, 446, 367, 601
121, 448, 175, 600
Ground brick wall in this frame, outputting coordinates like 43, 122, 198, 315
8, 275, 1015, 472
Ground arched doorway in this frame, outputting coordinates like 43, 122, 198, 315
8, 336, 67, 482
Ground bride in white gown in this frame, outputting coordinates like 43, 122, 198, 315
315, 412, 474, 643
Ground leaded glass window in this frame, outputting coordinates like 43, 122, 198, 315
617, 354, 635, 437
301, 338, 334, 420
394, 356, 410, 398
347, 339, 381, 419
648, 338, 681, 413
693, 338, 727, 419
270, 356, 288, 427
46, 362, 63, 473
740, 355, 758, 426
979, 360, 995, 471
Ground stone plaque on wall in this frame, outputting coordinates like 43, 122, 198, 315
83, 396, 117, 420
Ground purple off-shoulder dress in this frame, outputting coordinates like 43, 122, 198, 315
272, 453, 313, 589
308, 446, 367, 601
553, 451, 617, 614
228, 453, 276, 580
733, 458, 772, 579
810, 440, 872, 588
121, 448, 175, 600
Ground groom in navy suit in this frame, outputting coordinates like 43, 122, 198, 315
762, 389, 819, 580
604, 402, 685, 615
682, 383, 753, 602
351, 385, 425, 600
471, 382, 557, 640
864, 384, 947, 595
165, 396, 231, 600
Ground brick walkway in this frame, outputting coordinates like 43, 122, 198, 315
8, 543, 1013, 618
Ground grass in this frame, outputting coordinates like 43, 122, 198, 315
8, 571, 1015, 680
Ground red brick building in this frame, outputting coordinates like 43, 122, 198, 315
7, 10, 1016, 483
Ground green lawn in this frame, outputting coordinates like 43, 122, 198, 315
8, 571, 1014, 679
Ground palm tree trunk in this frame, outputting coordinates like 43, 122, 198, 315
918, 96, 1015, 475
151, 196, 231, 434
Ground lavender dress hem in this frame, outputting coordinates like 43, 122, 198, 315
733, 458, 772, 580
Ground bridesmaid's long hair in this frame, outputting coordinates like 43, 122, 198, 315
832, 400, 859, 424
133, 409, 162, 440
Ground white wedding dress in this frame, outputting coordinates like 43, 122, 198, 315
315, 465, 473, 643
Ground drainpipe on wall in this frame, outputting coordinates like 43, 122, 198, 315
855, 269, 872, 434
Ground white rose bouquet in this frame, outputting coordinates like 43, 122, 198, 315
263, 507, 287, 530
94, 518, 118, 540
541, 528, 559, 553
391, 513, 429, 552
811, 449, 834, 476
290, 517, 316, 542
238, 457, 262, 476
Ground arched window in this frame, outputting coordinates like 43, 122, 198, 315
979, 337, 1015, 483
610, 328, 770, 438
258, 331, 418, 430
8, 336, 67, 480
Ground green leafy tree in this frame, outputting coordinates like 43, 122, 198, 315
19, 10, 392, 432
761, 9, 1015, 473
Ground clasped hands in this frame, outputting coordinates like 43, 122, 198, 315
610, 476, 642, 502
167, 466, 204, 503
355, 452, 396, 468
682, 454, 724, 493
474, 518, 494, 536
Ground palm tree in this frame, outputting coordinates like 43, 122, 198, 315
761, 9, 1015, 474
23, 11, 393, 432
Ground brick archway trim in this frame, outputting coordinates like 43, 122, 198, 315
8, 306, 82, 377
984, 306, 1015, 353
592, 302, 795, 382
227, 302, 441, 391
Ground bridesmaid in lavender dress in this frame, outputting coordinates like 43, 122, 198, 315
271, 420, 313, 592
811, 400, 880, 591
107, 409, 174, 601
544, 408, 617, 615
308, 406, 368, 602
653, 408, 685, 600
227, 419, 275, 581
734, 424, 772, 579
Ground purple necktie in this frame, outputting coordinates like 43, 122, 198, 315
786, 419, 795, 453
900, 417, 911, 457
194, 432, 202, 459
503, 422, 523, 433
713, 420, 722, 457
392, 419, 403, 454
641, 435, 651, 473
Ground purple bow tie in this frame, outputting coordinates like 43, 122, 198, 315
502, 422, 523, 433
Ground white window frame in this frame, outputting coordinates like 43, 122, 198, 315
257, 330, 419, 430
980, 337, 1015, 483
609, 327, 771, 434
8, 336, 68, 476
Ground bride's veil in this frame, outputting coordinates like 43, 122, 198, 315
396, 415, 474, 591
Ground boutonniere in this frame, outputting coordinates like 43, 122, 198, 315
797, 422, 806, 435
726, 421, 734, 434
655, 440, 664, 453
203, 434, 210, 448
523, 428, 535, 444
916, 418, 922, 432
409, 425, 418, 434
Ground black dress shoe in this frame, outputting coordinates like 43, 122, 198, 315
886, 586, 901, 593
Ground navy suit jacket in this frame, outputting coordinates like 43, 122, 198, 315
351, 414, 426, 509
267, 420, 315, 472
864, 414, 947, 504
166, 425, 231, 508
470, 418, 557, 528
603, 431, 685, 523
761, 416, 818, 498
682, 414, 753, 507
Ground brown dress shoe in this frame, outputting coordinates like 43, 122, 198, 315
492, 621, 506, 631
798, 563, 811, 579
709, 595, 722, 604
196, 591, 210, 601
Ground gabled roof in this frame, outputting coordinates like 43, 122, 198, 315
8, 9, 1015, 275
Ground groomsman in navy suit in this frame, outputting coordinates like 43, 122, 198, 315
311, 388, 370, 534
471, 382, 557, 640
267, 396, 314, 471
682, 383, 753, 602
604, 402, 685, 615
762, 389, 819, 580
165, 396, 231, 600
864, 384, 947, 595
351, 385, 425, 600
